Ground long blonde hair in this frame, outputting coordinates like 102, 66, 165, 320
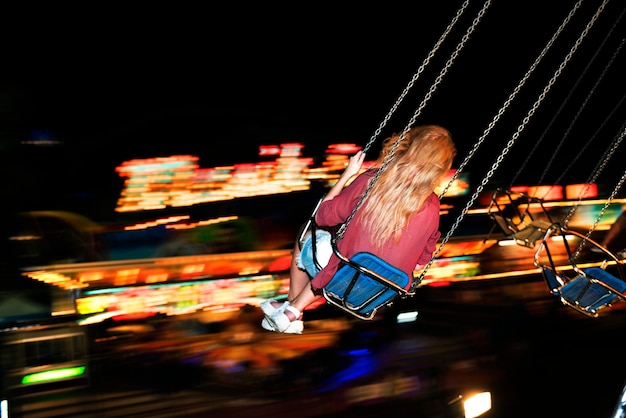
358, 125, 456, 248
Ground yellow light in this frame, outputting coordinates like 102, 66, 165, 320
497, 239, 518, 246
114, 269, 140, 286
79, 271, 104, 282
145, 272, 169, 283
182, 264, 205, 275
464, 392, 492, 418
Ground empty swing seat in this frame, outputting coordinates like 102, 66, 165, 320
535, 222, 626, 317
323, 252, 412, 320
488, 188, 555, 248
546, 267, 626, 317
513, 220, 553, 248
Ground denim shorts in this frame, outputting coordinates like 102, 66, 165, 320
297, 229, 333, 278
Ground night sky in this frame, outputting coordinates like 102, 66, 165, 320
1, 1, 625, 221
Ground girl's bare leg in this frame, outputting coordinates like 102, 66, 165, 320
287, 286, 321, 321
266, 241, 315, 318
287, 241, 314, 300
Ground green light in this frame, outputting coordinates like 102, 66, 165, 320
21, 366, 86, 385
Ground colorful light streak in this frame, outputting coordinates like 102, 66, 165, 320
73, 273, 289, 322
21, 366, 86, 385
114, 143, 471, 213
22, 138, 626, 325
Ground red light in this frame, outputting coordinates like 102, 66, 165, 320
305, 298, 327, 310
326, 143, 361, 155
259, 145, 281, 156
268, 255, 292, 272
427, 280, 451, 287
113, 312, 157, 321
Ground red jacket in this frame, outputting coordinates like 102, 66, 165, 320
312, 169, 441, 291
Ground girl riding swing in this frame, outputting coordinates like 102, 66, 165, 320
260, 125, 457, 333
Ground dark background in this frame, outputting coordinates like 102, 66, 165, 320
1, 1, 625, 222
2, 5, 626, 416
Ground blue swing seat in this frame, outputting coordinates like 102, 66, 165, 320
542, 267, 626, 317
561, 267, 626, 316
536, 223, 626, 317
302, 198, 417, 320
323, 252, 413, 320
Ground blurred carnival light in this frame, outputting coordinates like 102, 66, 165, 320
450, 391, 492, 418
463, 391, 492, 417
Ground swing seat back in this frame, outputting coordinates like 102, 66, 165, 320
540, 266, 568, 295
489, 188, 554, 248
323, 252, 412, 320
491, 214, 519, 235
513, 220, 553, 248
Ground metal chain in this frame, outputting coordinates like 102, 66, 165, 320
565, 122, 626, 245
335, 0, 492, 243
572, 137, 626, 260
404, 0, 492, 134
518, 31, 624, 190
362, 0, 472, 154
535, 18, 626, 189
584, 118, 626, 188
438, 0, 584, 198
559, 91, 626, 197
414, 0, 609, 289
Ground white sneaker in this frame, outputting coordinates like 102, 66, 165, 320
266, 305, 302, 333
261, 318, 304, 334
260, 299, 288, 316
